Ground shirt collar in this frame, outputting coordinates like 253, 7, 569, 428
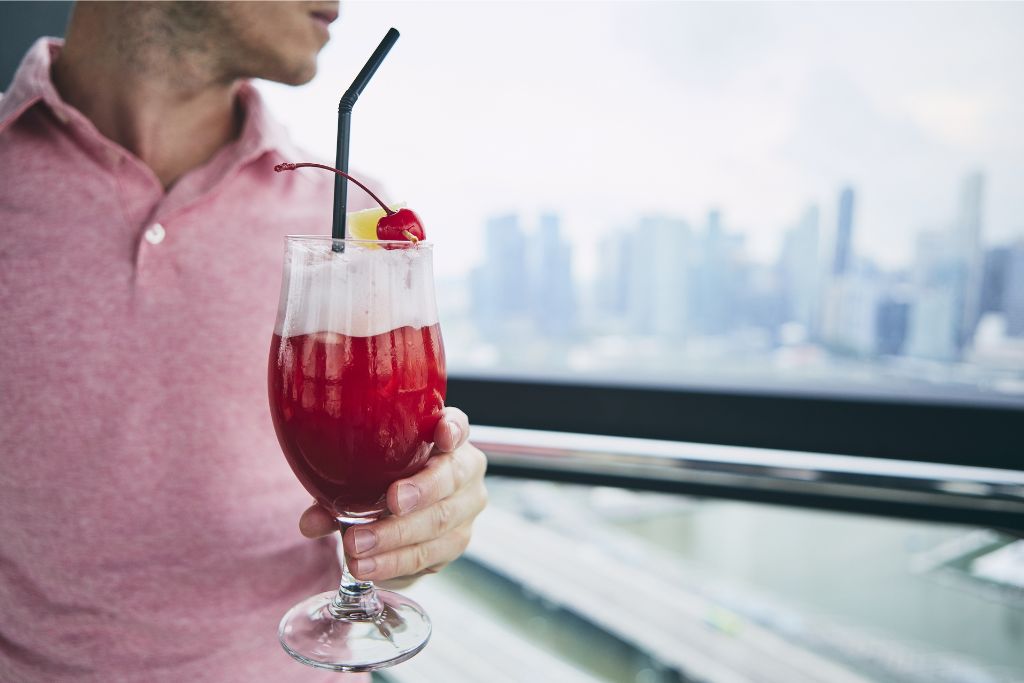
0, 36, 294, 161
0, 37, 68, 130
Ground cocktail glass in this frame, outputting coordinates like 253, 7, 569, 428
268, 236, 445, 671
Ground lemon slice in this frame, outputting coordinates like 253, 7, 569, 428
346, 203, 406, 242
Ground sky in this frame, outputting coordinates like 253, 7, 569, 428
258, 1, 1024, 280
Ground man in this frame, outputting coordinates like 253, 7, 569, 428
0, 2, 488, 681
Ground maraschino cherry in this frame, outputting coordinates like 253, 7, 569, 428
274, 162, 425, 242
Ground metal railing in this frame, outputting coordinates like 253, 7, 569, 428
471, 425, 1024, 531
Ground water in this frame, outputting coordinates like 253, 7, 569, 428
380, 479, 1023, 683
614, 500, 1024, 676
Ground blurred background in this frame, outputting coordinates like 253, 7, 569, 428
4, 2, 1022, 682
255, 1, 1024, 402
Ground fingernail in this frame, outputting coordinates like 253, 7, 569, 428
351, 557, 375, 577
353, 528, 377, 554
447, 420, 462, 446
397, 482, 421, 513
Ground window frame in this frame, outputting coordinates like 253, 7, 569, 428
449, 376, 1023, 472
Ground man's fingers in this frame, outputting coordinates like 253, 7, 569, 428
344, 479, 487, 559
432, 406, 470, 453
386, 443, 487, 515
298, 503, 337, 539
349, 523, 473, 581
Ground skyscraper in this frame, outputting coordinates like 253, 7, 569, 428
707, 209, 722, 239
471, 213, 529, 337
1005, 240, 1024, 338
625, 215, 690, 336
778, 205, 821, 336
595, 229, 632, 320
833, 186, 855, 276
907, 287, 959, 361
691, 209, 738, 335
821, 187, 863, 351
979, 246, 1010, 315
905, 230, 958, 361
821, 275, 881, 356
532, 213, 576, 337
953, 172, 984, 350
875, 295, 910, 356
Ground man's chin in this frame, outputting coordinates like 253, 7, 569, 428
282, 71, 318, 87
263, 59, 319, 87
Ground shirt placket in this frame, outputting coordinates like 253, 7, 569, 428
112, 156, 168, 277
47, 99, 168, 278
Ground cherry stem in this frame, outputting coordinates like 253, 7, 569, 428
274, 162, 395, 216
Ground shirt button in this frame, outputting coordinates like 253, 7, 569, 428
144, 223, 166, 245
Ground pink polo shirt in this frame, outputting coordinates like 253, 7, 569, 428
0, 39, 375, 682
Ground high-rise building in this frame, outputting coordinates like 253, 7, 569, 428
979, 246, 1010, 315
907, 286, 959, 361
532, 213, 576, 337
778, 205, 821, 336
470, 213, 529, 337
833, 186, 855, 276
820, 187, 860, 351
953, 172, 985, 351
595, 230, 632, 320
707, 209, 722, 239
820, 274, 880, 355
906, 230, 958, 361
690, 210, 740, 335
625, 215, 690, 337
1005, 239, 1024, 338
875, 295, 911, 356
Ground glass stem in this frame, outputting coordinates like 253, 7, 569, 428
328, 523, 384, 620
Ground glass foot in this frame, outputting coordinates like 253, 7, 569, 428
278, 589, 431, 672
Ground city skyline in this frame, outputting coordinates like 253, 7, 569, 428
449, 170, 1024, 399
464, 172, 1022, 295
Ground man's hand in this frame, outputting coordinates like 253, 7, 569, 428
297, 407, 487, 582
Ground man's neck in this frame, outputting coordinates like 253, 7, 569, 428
52, 10, 243, 190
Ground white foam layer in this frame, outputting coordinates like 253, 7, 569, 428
275, 241, 439, 338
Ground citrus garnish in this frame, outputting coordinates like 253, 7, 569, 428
346, 203, 407, 242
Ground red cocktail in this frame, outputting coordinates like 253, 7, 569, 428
269, 235, 443, 670
269, 324, 445, 518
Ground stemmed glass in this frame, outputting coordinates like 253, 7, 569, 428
268, 236, 445, 671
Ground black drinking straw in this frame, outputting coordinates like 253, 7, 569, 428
333, 28, 400, 247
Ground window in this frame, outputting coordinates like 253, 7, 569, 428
258, 1, 1024, 406
258, 17, 1023, 676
